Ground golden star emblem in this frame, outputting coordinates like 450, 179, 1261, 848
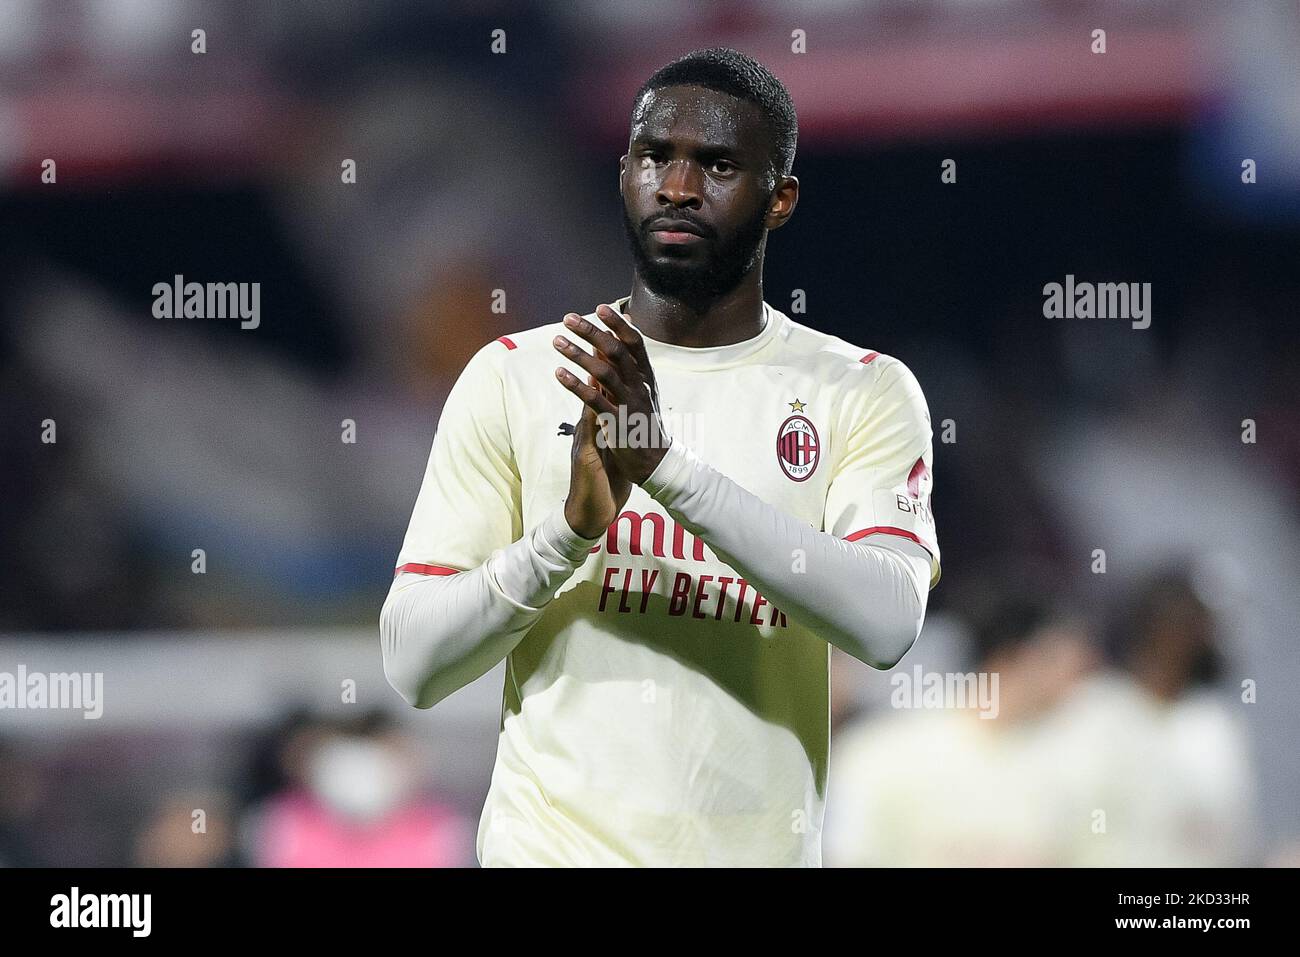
788, 399, 806, 412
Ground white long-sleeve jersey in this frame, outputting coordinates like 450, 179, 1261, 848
380, 295, 941, 866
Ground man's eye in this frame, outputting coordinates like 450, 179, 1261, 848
709, 160, 735, 174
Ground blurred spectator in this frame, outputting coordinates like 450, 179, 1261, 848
134, 792, 242, 867
0, 739, 46, 866
241, 710, 474, 868
1046, 569, 1258, 866
826, 569, 1258, 866
824, 594, 1099, 866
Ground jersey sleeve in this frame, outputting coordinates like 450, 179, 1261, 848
394, 340, 523, 576
822, 356, 941, 589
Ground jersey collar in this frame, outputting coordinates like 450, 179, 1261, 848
609, 295, 786, 371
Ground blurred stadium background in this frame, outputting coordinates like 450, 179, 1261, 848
1, 0, 1297, 867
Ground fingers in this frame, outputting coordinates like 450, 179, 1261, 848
572, 376, 596, 449
588, 375, 618, 453
591, 305, 661, 419
556, 311, 644, 390
592, 303, 656, 386
578, 376, 598, 423
553, 332, 627, 402
574, 375, 622, 463
555, 365, 618, 418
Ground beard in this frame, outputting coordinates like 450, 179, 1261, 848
621, 198, 769, 311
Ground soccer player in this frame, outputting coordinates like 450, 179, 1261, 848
380, 47, 940, 867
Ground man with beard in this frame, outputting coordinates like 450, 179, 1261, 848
380, 48, 940, 866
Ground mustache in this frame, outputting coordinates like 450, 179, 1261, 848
642, 214, 712, 238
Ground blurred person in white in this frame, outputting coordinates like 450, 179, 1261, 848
1038, 311, 1294, 860
826, 572, 1258, 866
1047, 569, 1257, 866
824, 593, 1099, 866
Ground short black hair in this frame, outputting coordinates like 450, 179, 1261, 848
1109, 567, 1224, 686
970, 596, 1054, 669
632, 47, 797, 188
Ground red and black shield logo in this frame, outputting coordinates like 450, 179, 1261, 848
776, 414, 820, 482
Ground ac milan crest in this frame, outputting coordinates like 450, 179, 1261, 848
776, 409, 820, 482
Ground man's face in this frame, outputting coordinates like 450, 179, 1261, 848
620, 85, 786, 306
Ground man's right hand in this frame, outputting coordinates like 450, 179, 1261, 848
563, 375, 632, 539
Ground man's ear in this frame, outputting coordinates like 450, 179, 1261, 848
766, 175, 799, 230
619, 154, 628, 189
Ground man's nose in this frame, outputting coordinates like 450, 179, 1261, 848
656, 159, 702, 208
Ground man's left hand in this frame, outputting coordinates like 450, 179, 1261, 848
552, 303, 670, 486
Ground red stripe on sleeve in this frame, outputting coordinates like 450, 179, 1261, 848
394, 563, 462, 578
859, 351, 879, 364
496, 336, 517, 350
844, 526, 933, 552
